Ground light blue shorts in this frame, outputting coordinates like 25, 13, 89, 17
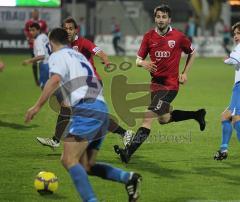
228, 82, 240, 116
39, 62, 49, 88
67, 99, 109, 150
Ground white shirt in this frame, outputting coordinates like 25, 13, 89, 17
48, 47, 104, 106
224, 43, 240, 84
34, 33, 51, 64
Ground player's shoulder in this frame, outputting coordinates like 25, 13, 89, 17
171, 28, 185, 36
39, 19, 46, 23
25, 19, 33, 25
143, 29, 155, 38
49, 49, 67, 61
39, 33, 48, 39
81, 37, 95, 46
232, 43, 240, 54
73, 36, 84, 45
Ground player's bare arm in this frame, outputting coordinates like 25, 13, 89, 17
25, 74, 61, 123
96, 50, 111, 67
22, 55, 45, 66
179, 51, 196, 84
136, 57, 157, 73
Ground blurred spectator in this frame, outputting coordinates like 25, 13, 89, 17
185, 16, 196, 42
24, 9, 48, 86
78, 17, 86, 37
215, 19, 231, 55
111, 17, 125, 56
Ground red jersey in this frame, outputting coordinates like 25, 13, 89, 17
137, 27, 194, 91
71, 36, 102, 80
24, 18, 48, 48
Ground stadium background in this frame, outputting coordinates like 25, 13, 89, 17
1, 0, 240, 202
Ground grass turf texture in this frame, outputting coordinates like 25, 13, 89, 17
0, 54, 239, 202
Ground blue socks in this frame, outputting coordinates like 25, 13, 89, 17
69, 164, 97, 202
89, 163, 130, 184
234, 120, 240, 141
220, 120, 233, 151
68, 163, 130, 201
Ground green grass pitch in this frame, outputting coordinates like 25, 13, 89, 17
0, 54, 239, 202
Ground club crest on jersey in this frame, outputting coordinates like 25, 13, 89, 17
168, 40, 175, 48
73, 46, 78, 51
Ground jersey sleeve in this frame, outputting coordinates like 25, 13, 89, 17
180, 34, 195, 54
34, 37, 45, 57
49, 54, 67, 78
24, 21, 31, 38
82, 38, 101, 55
137, 34, 149, 59
229, 45, 240, 63
40, 20, 48, 33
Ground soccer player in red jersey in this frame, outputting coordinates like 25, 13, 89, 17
24, 9, 48, 86
115, 4, 206, 163
36, 17, 133, 148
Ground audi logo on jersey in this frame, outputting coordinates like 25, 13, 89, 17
155, 51, 170, 58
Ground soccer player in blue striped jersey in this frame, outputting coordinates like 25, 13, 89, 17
214, 22, 240, 160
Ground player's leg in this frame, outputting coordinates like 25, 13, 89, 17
170, 108, 206, 131
232, 82, 240, 140
232, 83, 240, 142
37, 106, 71, 148
113, 37, 118, 55
61, 136, 97, 201
114, 91, 175, 163
61, 99, 110, 201
116, 36, 125, 55
214, 83, 240, 160
82, 139, 142, 202
38, 62, 49, 89
233, 115, 240, 141
30, 48, 39, 86
108, 117, 134, 147
214, 109, 232, 160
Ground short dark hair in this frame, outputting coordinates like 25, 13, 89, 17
62, 16, 78, 29
232, 22, 240, 32
29, 22, 40, 30
49, 28, 69, 45
154, 4, 171, 18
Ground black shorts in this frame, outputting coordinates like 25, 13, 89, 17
151, 90, 178, 104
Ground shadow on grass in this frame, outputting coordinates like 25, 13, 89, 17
38, 193, 68, 200
170, 197, 208, 202
193, 163, 240, 184
105, 155, 188, 179
0, 120, 39, 130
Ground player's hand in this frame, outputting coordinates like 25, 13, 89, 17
22, 59, 32, 66
179, 73, 187, 85
102, 61, 112, 68
141, 61, 157, 73
25, 105, 40, 123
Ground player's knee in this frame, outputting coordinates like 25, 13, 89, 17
158, 113, 171, 124
83, 163, 91, 173
221, 111, 232, 121
86, 163, 96, 174
61, 155, 77, 169
232, 115, 240, 124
